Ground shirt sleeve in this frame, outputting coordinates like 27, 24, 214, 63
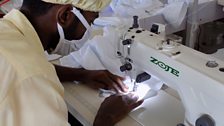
0, 58, 70, 126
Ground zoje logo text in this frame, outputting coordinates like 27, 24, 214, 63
150, 57, 180, 77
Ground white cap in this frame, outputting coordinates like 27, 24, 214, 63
42, 0, 111, 12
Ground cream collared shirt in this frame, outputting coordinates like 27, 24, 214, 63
0, 9, 70, 126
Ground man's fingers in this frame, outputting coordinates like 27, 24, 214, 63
89, 81, 105, 89
124, 93, 143, 109
104, 78, 120, 93
117, 76, 126, 81
114, 78, 128, 92
109, 74, 128, 92
121, 93, 138, 105
130, 100, 144, 109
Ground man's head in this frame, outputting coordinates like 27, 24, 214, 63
20, 0, 111, 50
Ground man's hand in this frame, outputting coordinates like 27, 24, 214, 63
54, 65, 128, 92
93, 93, 144, 126
83, 70, 128, 93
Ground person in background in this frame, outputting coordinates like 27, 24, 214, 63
0, 0, 143, 126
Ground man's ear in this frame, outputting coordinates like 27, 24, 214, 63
56, 4, 74, 27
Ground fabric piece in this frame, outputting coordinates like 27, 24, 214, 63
161, 1, 188, 28
0, 9, 69, 126
42, 0, 111, 12
110, 0, 164, 18
93, 16, 132, 28
60, 26, 125, 77
45, 51, 62, 61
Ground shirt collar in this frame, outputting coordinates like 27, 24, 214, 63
4, 9, 45, 53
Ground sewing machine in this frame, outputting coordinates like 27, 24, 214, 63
117, 23, 224, 126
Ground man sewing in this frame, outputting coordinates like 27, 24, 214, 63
0, 0, 143, 126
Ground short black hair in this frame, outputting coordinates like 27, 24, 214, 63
21, 0, 55, 16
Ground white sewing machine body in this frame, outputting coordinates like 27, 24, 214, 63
118, 28, 224, 126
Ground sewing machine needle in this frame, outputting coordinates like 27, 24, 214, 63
133, 81, 137, 92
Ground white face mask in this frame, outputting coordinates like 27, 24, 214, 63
52, 7, 92, 56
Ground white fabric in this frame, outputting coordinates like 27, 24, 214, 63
59, 54, 82, 68
161, 1, 188, 28
167, 0, 209, 4
167, 0, 186, 3
53, 7, 92, 56
123, 76, 163, 100
60, 27, 125, 77
110, 0, 164, 18
93, 16, 132, 28
60, 17, 132, 71
64, 40, 106, 70
45, 51, 62, 61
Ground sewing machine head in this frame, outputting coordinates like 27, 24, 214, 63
117, 18, 224, 126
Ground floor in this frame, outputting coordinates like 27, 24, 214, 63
68, 112, 83, 126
